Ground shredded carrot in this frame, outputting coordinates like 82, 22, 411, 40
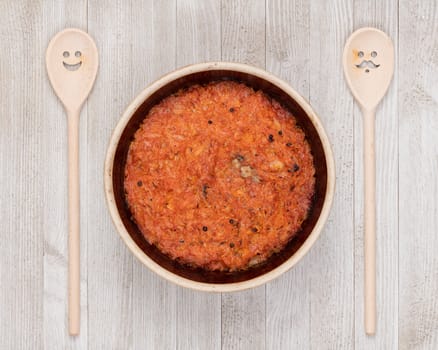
124, 81, 315, 271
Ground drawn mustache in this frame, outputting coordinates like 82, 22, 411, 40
355, 60, 380, 69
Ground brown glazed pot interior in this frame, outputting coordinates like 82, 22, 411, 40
112, 69, 328, 284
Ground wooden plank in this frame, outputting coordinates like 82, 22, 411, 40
40, 1, 89, 349
175, 1, 222, 349
0, 1, 45, 349
399, 1, 438, 349
221, 1, 266, 349
265, 0, 311, 349
87, 1, 134, 348
177, 0, 221, 65
221, 0, 265, 68
353, 0, 399, 347
222, 288, 266, 350
308, 1, 355, 349
130, 1, 178, 350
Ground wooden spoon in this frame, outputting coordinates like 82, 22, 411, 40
343, 27, 394, 335
46, 28, 98, 336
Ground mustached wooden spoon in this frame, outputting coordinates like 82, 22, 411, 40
46, 28, 98, 336
343, 27, 394, 335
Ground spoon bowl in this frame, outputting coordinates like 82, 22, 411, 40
343, 27, 394, 110
46, 28, 99, 112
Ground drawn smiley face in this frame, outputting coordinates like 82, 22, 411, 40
355, 50, 380, 73
62, 50, 82, 71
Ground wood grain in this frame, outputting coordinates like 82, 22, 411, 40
221, 0, 266, 68
221, 1, 266, 349
399, 1, 438, 349
177, 0, 221, 66
353, 0, 399, 347
1, 0, 438, 349
222, 287, 266, 350
129, 2, 179, 349
265, 1, 311, 349
176, 2, 222, 349
0, 1, 44, 349
87, 1, 133, 348
308, 1, 355, 349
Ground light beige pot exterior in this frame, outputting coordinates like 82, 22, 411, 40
104, 62, 335, 292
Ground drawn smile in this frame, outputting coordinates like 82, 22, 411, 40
355, 60, 380, 69
63, 61, 82, 71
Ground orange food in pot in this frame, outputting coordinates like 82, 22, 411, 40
124, 81, 315, 271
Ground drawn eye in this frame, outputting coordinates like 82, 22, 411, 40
358, 51, 364, 58
371, 51, 377, 58
63, 51, 70, 58
75, 51, 82, 57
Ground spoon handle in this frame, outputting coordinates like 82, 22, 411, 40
363, 108, 376, 335
67, 110, 80, 336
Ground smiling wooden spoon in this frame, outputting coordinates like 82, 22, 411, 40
46, 28, 98, 336
343, 27, 394, 335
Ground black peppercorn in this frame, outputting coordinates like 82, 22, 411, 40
202, 184, 209, 197
268, 134, 274, 142
137, 180, 143, 187
229, 242, 235, 248
202, 226, 208, 232
288, 164, 300, 173
235, 154, 245, 162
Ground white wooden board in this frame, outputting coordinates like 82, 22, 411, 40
0, 0, 437, 349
